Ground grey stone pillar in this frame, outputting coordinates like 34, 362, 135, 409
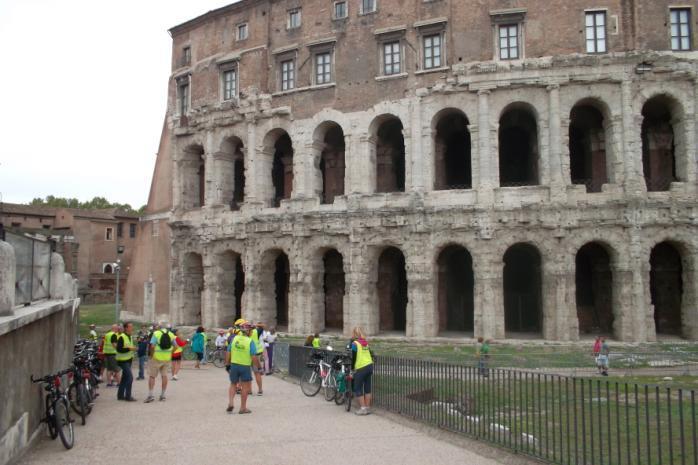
547, 84, 566, 201
211, 151, 236, 207
682, 249, 698, 339
621, 81, 646, 196
0, 241, 15, 316
345, 245, 378, 335
406, 249, 435, 337
201, 252, 217, 329
476, 89, 495, 205
611, 263, 637, 341
543, 253, 577, 341
474, 255, 504, 340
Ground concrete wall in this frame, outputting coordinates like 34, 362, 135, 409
0, 244, 79, 465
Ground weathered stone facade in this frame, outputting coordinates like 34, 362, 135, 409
125, 0, 698, 342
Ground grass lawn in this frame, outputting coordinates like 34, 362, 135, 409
78, 303, 117, 338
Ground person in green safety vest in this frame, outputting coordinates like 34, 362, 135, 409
250, 322, 266, 395
225, 321, 261, 414
115, 322, 137, 401
144, 322, 174, 403
103, 324, 121, 387
312, 333, 321, 349
350, 326, 374, 416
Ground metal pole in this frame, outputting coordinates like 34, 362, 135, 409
115, 264, 120, 322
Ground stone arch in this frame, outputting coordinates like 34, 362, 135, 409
650, 241, 684, 336
575, 242, 614, 335
263, 129, 294, 207
182, 252, 203, 325
214, 250, 244, 327
432, 108, 472, 190
370, 114, 405, 193
376, 246, 408, 333
259, 249, 290, 329
569, 99, 610, 193
321, 248, 345, 331
641, 94, 684, 191
436, 244, 474, 334
180, 144, 205, 209
499, 102, 539, 187
219, 136, 245, 210
313, 121, 346, 204
503, 243, 542, 335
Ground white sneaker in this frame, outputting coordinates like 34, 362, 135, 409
354, 407, 369, 416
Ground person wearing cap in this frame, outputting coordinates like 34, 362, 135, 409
215, 330, 228, 349
225, 322, 261, 414
88, 324, 98, 342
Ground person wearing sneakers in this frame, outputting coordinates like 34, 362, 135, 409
115, 322, 137, 401
225, 321, 261, 414
351, 326, 374, 416
103, 324, 121, 387
145, 323, 174, 403
250, 322, 266, 395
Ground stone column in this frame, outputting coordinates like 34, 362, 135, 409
0, 241, 15, 316
542, 253, 577, 341
473, 253, 504, 340
621, 81, 646, 196
244, 118, 259, 205
682, 249, 698, 339
406, 247, 435, 337
242, 248, 272, 325
608, 115, 626, 186
201, 251, 217, 329
476, 89, 495, 205
211, 151, 235, 207
358, 135, 377, 194
611, 260, 637, 341
409, 96, 425, 192
341, 132, 354, 196
547, 84, 566, 201
301, 141, 324, 201
345, 244, 378, 335
287, 260, 310, 335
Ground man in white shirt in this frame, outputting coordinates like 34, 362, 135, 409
215, 330, 228, 349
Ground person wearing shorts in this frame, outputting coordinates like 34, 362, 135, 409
225, 321, 261, 414
351, 326, 374, 416
145, 324, 174, 403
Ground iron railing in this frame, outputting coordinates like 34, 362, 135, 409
287, 345, 697, 465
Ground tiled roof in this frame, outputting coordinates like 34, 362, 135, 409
0, 203, 139, 221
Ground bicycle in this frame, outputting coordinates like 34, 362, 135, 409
31, 369, 75, 449
333, 356, 354, 412
300, 351, 332, 397
210, 346, 227, 368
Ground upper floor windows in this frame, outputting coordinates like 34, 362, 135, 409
105, 227, 114, 241
222, 67, 238, 101
383, 41, 402, 75
670, 8, 692, 51
129, 223, 136, 239
423, 33, 442, 69
281, 59, 295, 91
237, 23, 249, 41
334, 1, 348, 20
315, 52, 332, 84
288, 8, 301, 29
498, 24, 519, 60
361, 0, 376, 15
177, 78, 190, 115
181, 46, 191, 67
585, 11, 607, 53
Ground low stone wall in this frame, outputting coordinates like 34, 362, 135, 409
0, 239, 79, 465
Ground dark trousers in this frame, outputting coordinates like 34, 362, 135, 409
138, 355, 147, 379
267, 344, 274, 373
117, 360, 133, 400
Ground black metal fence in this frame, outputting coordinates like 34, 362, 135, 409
287, 345, 697, 465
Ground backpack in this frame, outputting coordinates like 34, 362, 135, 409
159, 330, 172, 350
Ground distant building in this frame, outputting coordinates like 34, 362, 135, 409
0, 203, 139, 304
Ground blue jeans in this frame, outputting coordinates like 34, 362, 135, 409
138, 355, 147, 379
117, 360, 133, 400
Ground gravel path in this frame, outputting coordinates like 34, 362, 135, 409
19, 361, 506, 465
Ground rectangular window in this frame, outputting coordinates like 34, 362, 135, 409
237, 23, 248, 41
182, 46, 191, 66
423, 34, 442, 69
334, 1, 348, 19
178, 83, 189, 114
499, 24, 519, 60
585, 11, 607, 53
117, 222, 123, 238
383, 41, 401, 75
105, 227, 113, 241
281, 59, 295, 91
129, 223, 136, 238
362, 0, 376, 14
670, 8, 692, 51
315, 52, 332, 84
288, 9, 301, 29
223, 69, 237, 100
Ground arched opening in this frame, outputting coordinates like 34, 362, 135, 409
181, 144, 205, 209
650, 242, 683, 336
499, 104, 539, 187
274, 253, 290, 328
103, 264, 113, 274
569, 103, 607, 193
323, 249, 345, 331
377, 247, 408, 333
642, 96, 678, 192
318, 123, 346, 204
503, 244, 542, 335
375, 116, 406, 193
437, 245, 474, 334
576, 243, 614, 335
182, 252, 203, 325
434, 110, 471, 190
271, 132, 294, 207
220, 137, 245, 210
217, 251, 244, 327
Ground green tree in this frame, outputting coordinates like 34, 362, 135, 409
28, 196, 143, 215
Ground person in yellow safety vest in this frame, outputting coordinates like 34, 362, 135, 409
312, 333, 321, 348
103, 324, 121, 387
225, 321, 261, 414
250, 322, 266, 395
350, 326, 374, 416
115, 322, 137, 401
144, 322, 174, 403
88, 324, 98, 342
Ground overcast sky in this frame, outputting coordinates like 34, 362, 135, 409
0, 0, 232, 208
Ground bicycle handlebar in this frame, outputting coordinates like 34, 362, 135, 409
31, 368, 72, 384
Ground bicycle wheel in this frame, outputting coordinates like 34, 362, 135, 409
76, 384, 88, 425
334, 391, 346, 405
300, 367, 322, 397
324, 373, 337, 402
345, 391, 352, 412
55, 398, 74, 449
45, 395, 57, 439
182, 346, 196, 361
212, 351, 225, 368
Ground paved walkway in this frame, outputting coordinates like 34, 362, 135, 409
20, 362, 508, 465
